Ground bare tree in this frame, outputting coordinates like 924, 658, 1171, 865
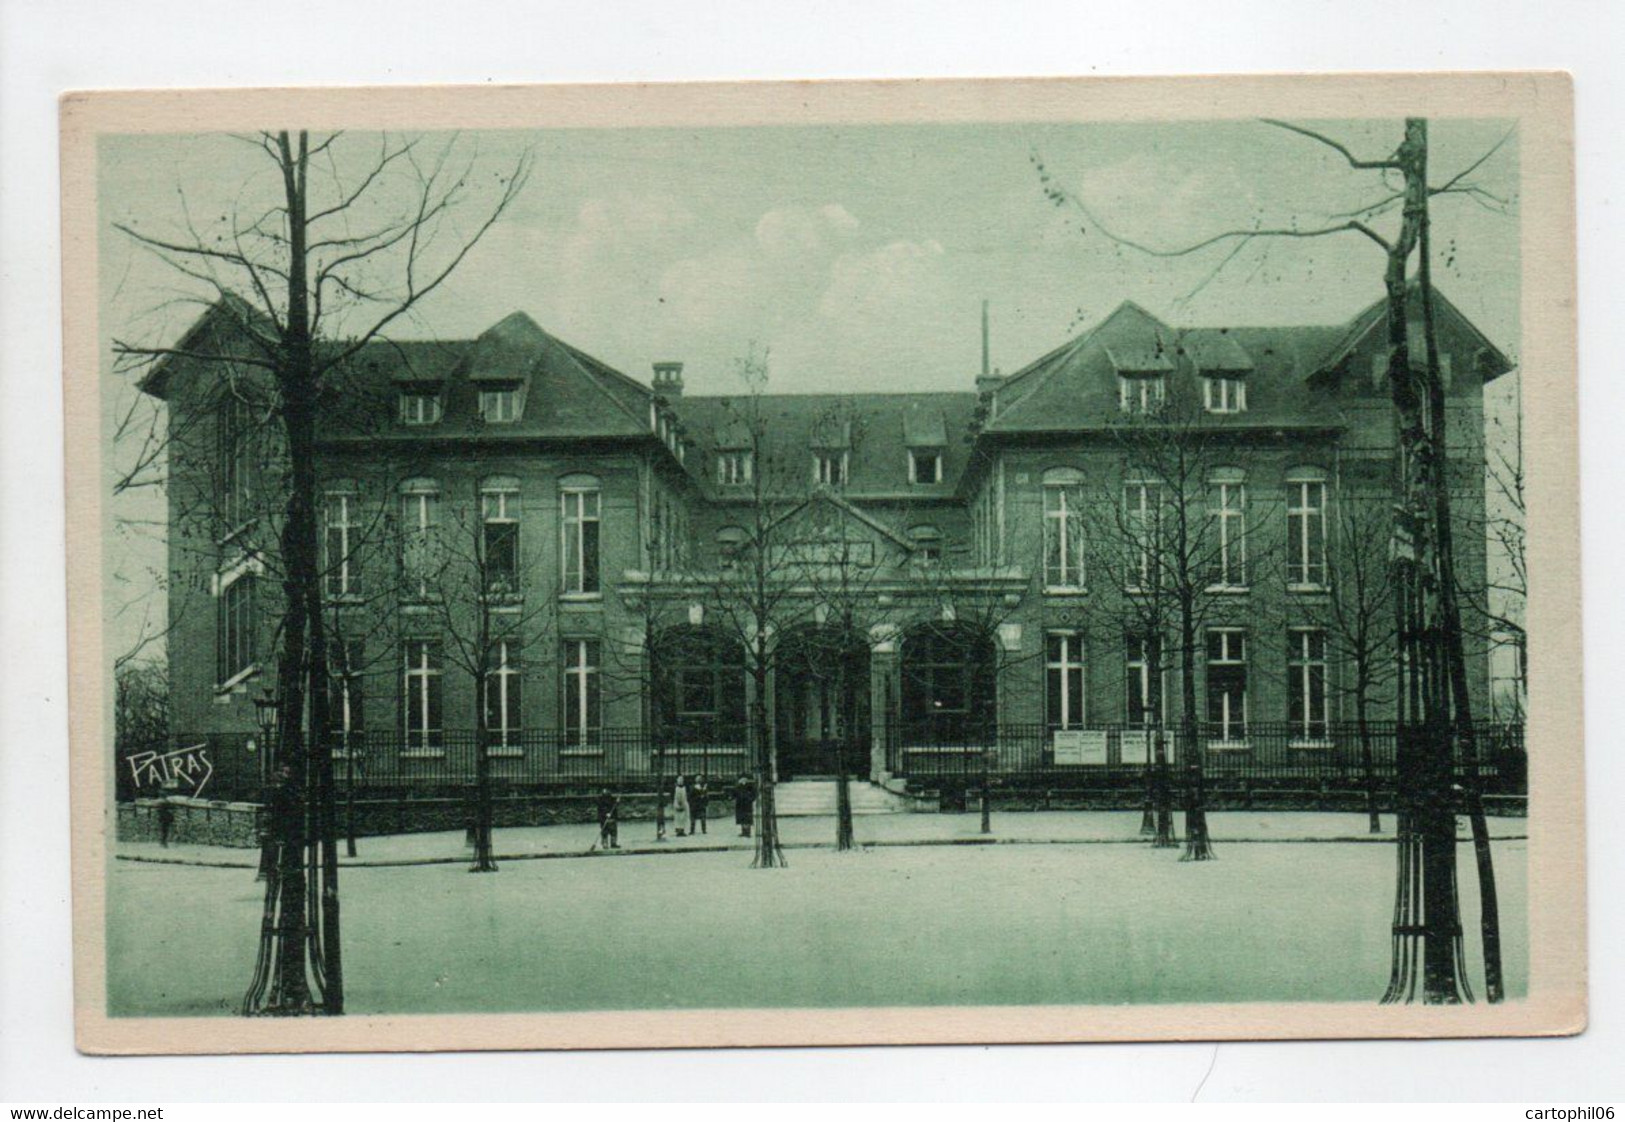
114, 130, 530, 1016
1036, 117, 1512, 1001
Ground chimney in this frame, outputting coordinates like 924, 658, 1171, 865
652, 361, 684, 398
975, 301, 1003, 399
981, 299, 990, 380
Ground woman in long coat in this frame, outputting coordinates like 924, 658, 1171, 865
733, 773, 756, 838
673, 774, 691, 837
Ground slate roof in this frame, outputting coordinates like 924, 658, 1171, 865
673, 392, 980, 497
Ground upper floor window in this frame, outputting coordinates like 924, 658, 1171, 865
909, 449, 943, 485
322, 481, 361, 598
1286, 469, 1329, 589
560, 475, 601, 595
480, 476, 520, 593
219, 393, 254, 530
1043, 467, 1086, 590
716, 526, 746, 572
1203, 376, 1247, 414
1119, 373, 1166, 415
717, 451, 753, 487
399, 478, 441, 599
1124, 479, 1163, 591
216, 571, 256, 687
1207, 469, 1247, 590
814, 451, 848, 487
398, 385, 443, 426
478, 384, 522, 424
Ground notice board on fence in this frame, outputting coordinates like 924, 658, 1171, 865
1053, 730, 1109, 766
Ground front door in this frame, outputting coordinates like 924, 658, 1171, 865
775, 660, 871, 781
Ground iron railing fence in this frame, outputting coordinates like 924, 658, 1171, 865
148, 726, 754, 803
888, 719, 1526, 793
134, 720, 1524, 803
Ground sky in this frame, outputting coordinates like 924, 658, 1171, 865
98, 118, 1521, 661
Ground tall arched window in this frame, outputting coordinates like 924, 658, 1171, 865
1042, 467, 1085, 590
1286, 467, 1329, 589
322, 479, 361, 597
900, 622, 997, 744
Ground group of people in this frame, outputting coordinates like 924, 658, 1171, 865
596, 773, 758, 850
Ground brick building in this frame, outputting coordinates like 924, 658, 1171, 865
138, 286, 1512, 799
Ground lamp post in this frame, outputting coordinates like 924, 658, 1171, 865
252, 689, 279, 882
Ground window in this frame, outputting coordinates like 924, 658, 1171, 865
900, 624, 997, 743
217, 573, 256, 686
324, 640, 364, 756
717, 451, 753, 487
484, 640, 522, 754
1124, 480, 1162, 590
1288, 628, 1329, 744
219, 393, 254, 530
716, 526, 746, 572
813, 451, 848, 487
1286, 472, 1328, 588
653, 628, 747, 735
1043, 468, 1086, 590
561, 639, 602, 748
560, 477, 601, 595
1206, 629, 1248, 745
399, 478, 440, 599
403, 639, 443, 754
1208, 471, 1247, 589
1119, 374, 1166, 415
1125, 632, 1165, 726
909, 525, 943, 564
1203, 376, 1247, 413
478, 384, 521, 424
909, 449, 943, 485
1046, 632, 1086, 732
481, 476, 520, 593
398, 386, 443, 426
322, 482, 361, 597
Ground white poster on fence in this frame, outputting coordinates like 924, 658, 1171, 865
1120, 729, 1154, 766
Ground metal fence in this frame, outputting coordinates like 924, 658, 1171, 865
887, 719, 1526, 794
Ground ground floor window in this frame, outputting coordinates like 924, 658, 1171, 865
1125, 632, 1165, 726
1206, 629, 1248, 744
652, 626, 747, 736
325, 639, 364, 756
484, 640, 523, 753
1288, 628, 1329, 743
900, 622, 996, 744
1046, 632, 1086, 732
403, 639, 443, 754
561, 639, 601, 749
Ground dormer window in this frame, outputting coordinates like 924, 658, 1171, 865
399, 385, 443, 426
814, 451, 848, 487
1203, 376, 1247, 414
478, 384, 522, 424
718, 451, 753, 487
1119, 374, 1166, 415
908, 449, 943, 485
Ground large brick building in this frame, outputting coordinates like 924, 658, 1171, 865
139, 286, 1512, 798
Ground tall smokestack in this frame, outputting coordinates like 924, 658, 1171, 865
981, 299, 990, 379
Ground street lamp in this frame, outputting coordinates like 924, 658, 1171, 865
252, 689, 280, 882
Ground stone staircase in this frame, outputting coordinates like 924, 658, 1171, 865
771, 779, 913, 816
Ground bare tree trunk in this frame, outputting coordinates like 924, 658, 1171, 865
751, 672, 785, 868
1356, 687, 1381, 834
1179, 613, 1214, 861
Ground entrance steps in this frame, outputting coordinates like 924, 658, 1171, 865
772, 779, 912, 816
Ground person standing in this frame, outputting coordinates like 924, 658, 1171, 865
596, 787, 621, 850
691, 775, 709, 835
734, 773, 756, 838
156, 773, 179, 848
673, 774, 691, 837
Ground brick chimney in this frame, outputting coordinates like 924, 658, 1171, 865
652, 361, 684, 398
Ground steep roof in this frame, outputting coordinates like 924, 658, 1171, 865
673, 391, 980, 497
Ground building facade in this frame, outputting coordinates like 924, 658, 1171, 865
139, 288, 1512, 798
